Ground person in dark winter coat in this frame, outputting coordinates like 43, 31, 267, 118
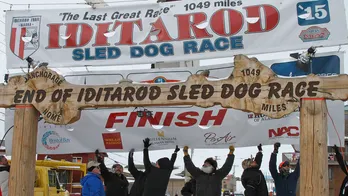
95, 150, 129, 196
241, 144, 268, 196
183, 145, 235, 196
128, 148, 147, 196
333, 145, 348, 196
181, 177, 196, 196
269, 142, 300, 196
80, 161, 106, 196
142, 138, 180, 196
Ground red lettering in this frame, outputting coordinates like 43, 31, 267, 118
105, 112, 127, 128
140, 18, 174, 44
64, 23, 93, 48
163, 112, 175, 126
113, 20, 142, 45
138, 112, 163, 127
93, 22, 113, 46
211, 9, 243, 36
175, 13, 212, 40
46, 24, 62, 49
200, 109, 227, 126
268, 126, 299, 138
175, 112, 199, 127
244, 5, 279, 33
126, 112, 138, 127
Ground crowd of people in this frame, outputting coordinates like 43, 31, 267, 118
80, 139, 303, 196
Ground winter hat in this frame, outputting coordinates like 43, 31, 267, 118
204, 158, 217, 170
157, 157, 171, 169
279, 161, 290, 169
242, 158, 253, 169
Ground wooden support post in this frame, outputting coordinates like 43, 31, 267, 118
299, 98, 328, 196
9, 105, 39, 196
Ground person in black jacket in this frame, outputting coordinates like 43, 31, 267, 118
241, 144, 268, 196
95, 150, 129, 196
128, 148, 147, 196
181, 176, 196, 196
333, 145, 348, 196
269, 142, 300, 196
142, 138, 180, 196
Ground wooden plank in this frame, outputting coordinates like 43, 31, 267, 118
0, 54, 346, 125
9, 105, 38, 196
299, 99, 328, 196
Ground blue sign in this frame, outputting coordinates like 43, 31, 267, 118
270, 55, 340, 77
297, 0, 330, 26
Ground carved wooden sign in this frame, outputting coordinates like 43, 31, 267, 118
0, 54, 346, 125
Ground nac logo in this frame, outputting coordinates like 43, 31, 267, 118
268, 126, 300, 139
41, 131, 70, 150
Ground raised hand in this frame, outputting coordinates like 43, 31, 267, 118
143, 138, 152, 149
174, 145, 180, 153
129, 148, 135, 158
274, 142, 281, 154
257, 144, 262, 151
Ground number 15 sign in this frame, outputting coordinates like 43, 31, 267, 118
297, 0, 331, 26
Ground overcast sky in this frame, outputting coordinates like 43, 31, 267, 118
0, 0, 348, 193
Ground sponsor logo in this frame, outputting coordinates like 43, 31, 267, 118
141, 76, 181, 84
299, 26, 330, 42
247, 108, 300, 123
102, 132, 123, 149
268, 126, 300, 139
204, 132, 236, 145
149, 131, 177, 146
10, 16, 41, 60
297, 0, 330, 26
41, 130, 70, 150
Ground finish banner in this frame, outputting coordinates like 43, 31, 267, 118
4, 52, 345, 154
5, 0, 348, 68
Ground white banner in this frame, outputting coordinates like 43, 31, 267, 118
4, 52, 345, 154
5, 0, 348, 69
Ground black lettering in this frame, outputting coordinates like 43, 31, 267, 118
295, 82, 306, 97
35, 90, 46, 103
123, 87, 135, 101
202, 84, 214, 99
178, 85, 188, 100
52, 89, 63, 102
85, 88, 96, 102
136, 86, 148, 101
95, 88, 103, 102
189, 85, 201, 99
235, 84, 247, 99
277, 105, 281, 112
14, 90, 24, 103
261, 104, 269, 111
77, 88, 85, 102
282, 104, 286, 110
167, 85, 179, 100
103, 87, 114, 101
23, 90, 35, 103
62, 89, 73, 102
268, 83, 281, 98
307, 81, 320, 96
249, 83, 261, 98
149, 86, 161, 100
281, 82, 294, 97
221, 84, 234, 99
111, 87, 122, 101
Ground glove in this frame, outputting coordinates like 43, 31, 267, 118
174, 145, 180, 153
229, 145, 235, 154
95, 149, 103, 162
257, 144, 262, 151
129, 148, 135, 158
183, 146, 189, 156
143, 138, 152, 149
274, 142, 281, 154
